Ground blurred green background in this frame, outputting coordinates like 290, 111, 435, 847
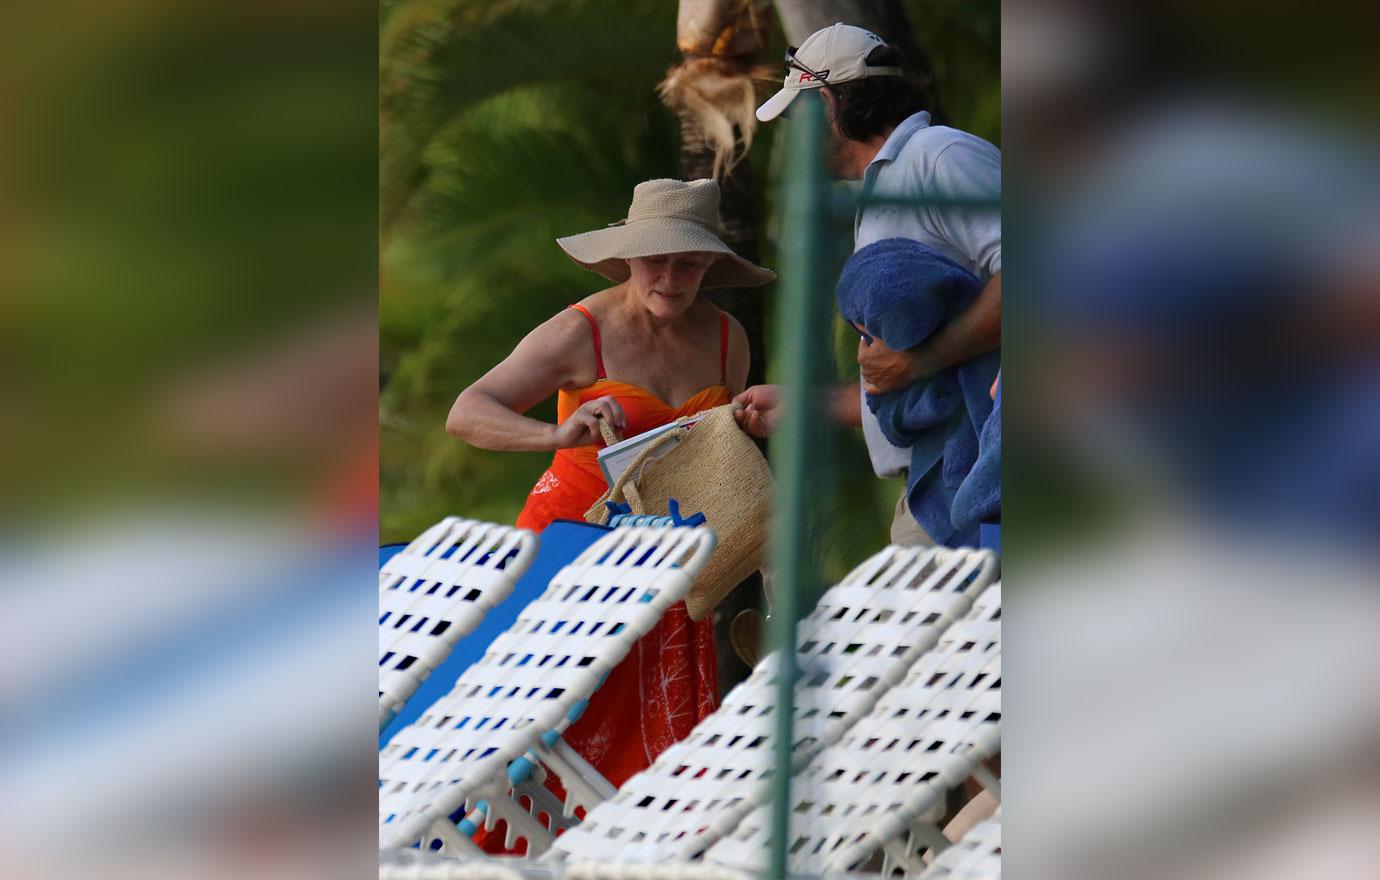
380, 0, 999, 578
3, 2, 378, 528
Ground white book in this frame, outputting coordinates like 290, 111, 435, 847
597, 414, 706, 487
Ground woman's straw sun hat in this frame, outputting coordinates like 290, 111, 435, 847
557, 178, 776, 288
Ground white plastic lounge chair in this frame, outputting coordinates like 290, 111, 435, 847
549, 545, 998, 865
921, 810, 1001, 880
377, 848, 893, 880
379, 527, 717, 855
703, 584, 1002, 877
379, 847, 551, 880
380, 518, 540, 730
377, 850, 758, 880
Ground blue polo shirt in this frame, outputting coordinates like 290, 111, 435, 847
854, 111, 1001, 477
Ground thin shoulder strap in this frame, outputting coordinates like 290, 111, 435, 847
568, 303, 607, 380
719, 311, 730, 385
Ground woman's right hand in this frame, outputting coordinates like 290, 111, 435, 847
551, 397, 628, 448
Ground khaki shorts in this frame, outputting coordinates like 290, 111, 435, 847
889, 478, 932, 548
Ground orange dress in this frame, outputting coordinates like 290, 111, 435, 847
517, 303, 726, 789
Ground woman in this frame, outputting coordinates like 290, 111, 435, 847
445, 178, 774, 800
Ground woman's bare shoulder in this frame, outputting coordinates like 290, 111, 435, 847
719, 308, 748, 338
710, 304, 750, 345
573, 287, 624, 318
520, 306, 593, 359
718, 308, 751, 389
509, 305, 601, 389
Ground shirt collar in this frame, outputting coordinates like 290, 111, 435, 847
868, 111, 932, 169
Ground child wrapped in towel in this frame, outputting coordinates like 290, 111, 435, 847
837, 238, 1001, 547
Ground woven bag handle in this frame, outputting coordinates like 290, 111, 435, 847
597, 414, 623, 447
600, 405, 742, 517
614, 404, 746, 512
604, 426, 688, 514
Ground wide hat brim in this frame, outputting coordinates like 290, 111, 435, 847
557, 218, 776, 288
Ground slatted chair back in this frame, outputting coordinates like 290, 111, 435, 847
379, 527, 717, 853
380, 518, 539, 728
551, 546, 997, 864
704, 584, 1002, 877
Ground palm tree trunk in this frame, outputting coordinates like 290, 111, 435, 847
663, 1, 775, 692
681, 121, 767, 389
662, 0, 774, 388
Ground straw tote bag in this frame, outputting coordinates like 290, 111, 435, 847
584, 403, 773, 620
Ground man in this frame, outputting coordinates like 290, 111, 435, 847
734, 22, 1001, 546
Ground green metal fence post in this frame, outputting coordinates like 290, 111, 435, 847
765, 92, 831, 880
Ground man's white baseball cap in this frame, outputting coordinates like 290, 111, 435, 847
756, 23, 903, 122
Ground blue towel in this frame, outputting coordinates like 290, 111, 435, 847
953, 379, 1001, 534
837, 239, 1000, 547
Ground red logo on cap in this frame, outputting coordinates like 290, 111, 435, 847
799, 69, 830, 83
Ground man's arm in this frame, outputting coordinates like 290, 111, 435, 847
858, 135, 1003, 394
830, 382, 862, 427
859, 270, 1000, 394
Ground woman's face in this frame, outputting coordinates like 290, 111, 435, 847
626, 252, 716, 319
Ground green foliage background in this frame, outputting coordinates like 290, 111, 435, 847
380, 0, 998, 580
